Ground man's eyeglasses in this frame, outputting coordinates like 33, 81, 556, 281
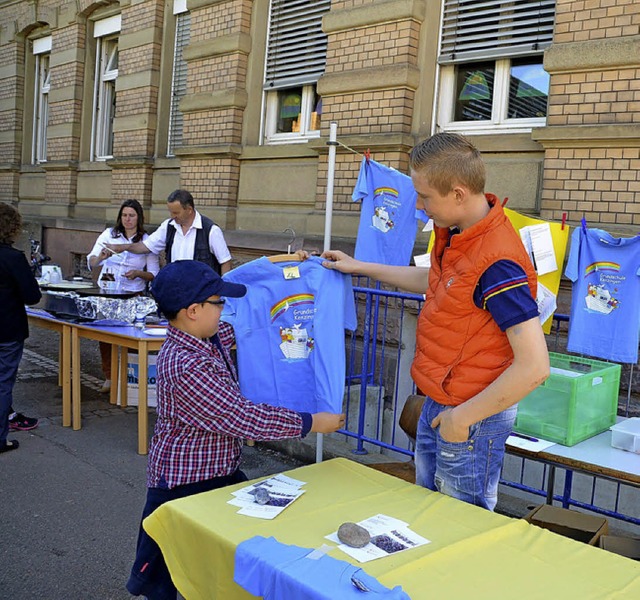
202, 299, 226, 307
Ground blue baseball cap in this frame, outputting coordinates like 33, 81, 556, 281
151, 260, 246, 314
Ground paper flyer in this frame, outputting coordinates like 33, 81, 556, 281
228, 474, 307, 520
326, 514, 430, 563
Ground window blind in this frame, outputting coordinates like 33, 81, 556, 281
264, 0, 331, 90
168, 11, 191, 156
439, 0, 556, 64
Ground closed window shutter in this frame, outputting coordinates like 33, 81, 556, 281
168, 11, 191, 155
264, 0, 331, 90
439, 0, 556, 64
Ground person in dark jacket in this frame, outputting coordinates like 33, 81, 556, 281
0, 203, 42, 453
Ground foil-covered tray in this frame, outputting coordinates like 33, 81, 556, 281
40, 291, 157, 323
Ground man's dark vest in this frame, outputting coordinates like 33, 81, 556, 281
165, 213, 221, 274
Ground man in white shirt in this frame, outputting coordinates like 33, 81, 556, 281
106, 189, 232, 274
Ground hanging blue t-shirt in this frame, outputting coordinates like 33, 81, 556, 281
221, 256, 357, 413
565, 226, 640, 363
352, 158, 421, 266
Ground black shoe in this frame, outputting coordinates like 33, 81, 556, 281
0, 439, 19, 453
8, 412, 39, 431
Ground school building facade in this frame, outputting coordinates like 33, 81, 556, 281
0, 0, 638, 272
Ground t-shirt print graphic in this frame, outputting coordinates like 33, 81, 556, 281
272, 294, 315, 360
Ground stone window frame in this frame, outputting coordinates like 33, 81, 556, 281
167, 0, 190, 157
263, 84, 321, 145
90, 14, 121, 161
31, 36, 51, 164
261, 0, 330, 145
437, 56, 549, 134
436, 0, 555, 135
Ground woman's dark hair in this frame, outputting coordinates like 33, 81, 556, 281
111, 199, 145, 243
0, 203, 23, 245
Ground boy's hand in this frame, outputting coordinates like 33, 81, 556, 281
320, 250, 359, 274
311, 412, 346, 433
431, 408, 470, 443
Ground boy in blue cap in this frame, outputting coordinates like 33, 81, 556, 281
127, 260, 345, 600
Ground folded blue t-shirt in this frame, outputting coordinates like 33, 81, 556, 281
234, 536, 411, 600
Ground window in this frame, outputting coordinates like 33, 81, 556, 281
32, 36, 51, 164
437, 0, 555, 133
91, 15, 120, 160
262, 0, 330, 144
168, 0, 190, 156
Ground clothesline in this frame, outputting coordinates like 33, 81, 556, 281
335, 140, 366, 159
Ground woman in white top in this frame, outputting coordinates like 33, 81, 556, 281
87, 199, 160, 392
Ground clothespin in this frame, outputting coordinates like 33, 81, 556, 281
581, 216, 587, 233
501, 197, 509, 207
364, 148, 371, 164
561, 212, 567, 230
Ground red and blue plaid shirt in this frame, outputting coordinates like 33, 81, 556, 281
147, 322, 304, 489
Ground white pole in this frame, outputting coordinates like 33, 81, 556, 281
317, 121, 338, 463
323, 121, 338, 253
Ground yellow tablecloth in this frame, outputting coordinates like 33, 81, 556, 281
144, 458, 640, 600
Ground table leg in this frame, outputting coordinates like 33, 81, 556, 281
546, 465, 556, 504
58, 335, 63, 387
72, 326, 82, 430
61, 324, 71, 427
120, 349, 128, 408
109, 344, 119, 405
138, 341, 149, 455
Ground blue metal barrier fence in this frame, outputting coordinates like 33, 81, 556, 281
341, 283, 639, 526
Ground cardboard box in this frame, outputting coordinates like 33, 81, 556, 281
117, 352, 157, 408
599, 535, 640, 561
524, 504, 608, 545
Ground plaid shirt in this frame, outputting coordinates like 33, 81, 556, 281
147, 322, 304, 489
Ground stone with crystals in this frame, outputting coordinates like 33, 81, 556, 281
254, 487, 271, 505
337, 522, 370, 548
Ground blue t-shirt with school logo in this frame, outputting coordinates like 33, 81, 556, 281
565, 227, 640, 363
221, 256, 357, 413
352, 158, 421, 266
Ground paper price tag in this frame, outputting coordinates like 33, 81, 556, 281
283, 266, 300, 280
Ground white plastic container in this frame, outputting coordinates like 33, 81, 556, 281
610, 418, 640, 454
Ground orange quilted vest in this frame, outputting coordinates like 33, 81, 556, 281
410, 194, 537, 406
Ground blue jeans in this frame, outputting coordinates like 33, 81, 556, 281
415, 396, 516, 511
0, 340, 24, 445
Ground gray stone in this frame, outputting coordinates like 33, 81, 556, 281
337, 522, 371, 548
254, 487, 271, 505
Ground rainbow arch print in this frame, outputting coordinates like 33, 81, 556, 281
270, 293, 315, 322
374, 187, 399, 198
584, 261, 620, 277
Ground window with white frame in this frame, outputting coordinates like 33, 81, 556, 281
168, 0, 191, 156
262, 0, 330, 144
437, 0, 555, 133
91, 15, 120, 160
32, 36, 51, 164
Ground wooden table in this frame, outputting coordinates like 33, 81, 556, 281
27, 309, 165, 454
27, 310, 73, 427
144, 458, 640, 600
70, 321, 165, 454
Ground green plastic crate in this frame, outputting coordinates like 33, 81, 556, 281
513, 352, 621, 446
